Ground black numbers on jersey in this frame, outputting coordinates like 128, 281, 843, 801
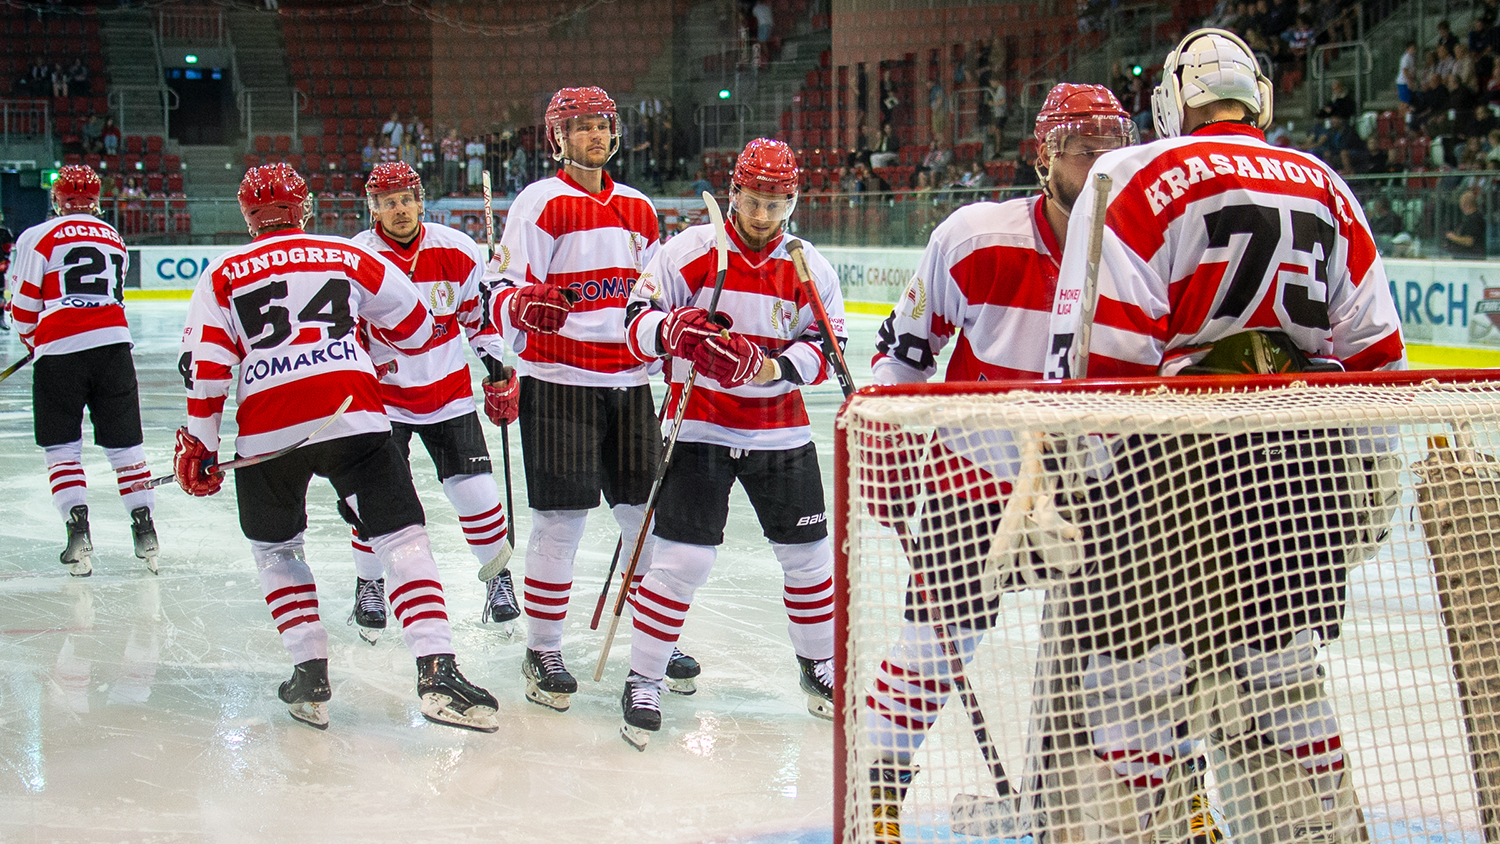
178, 352, 194, 390
875, 313, 936, 372
233, 278, 353, 350
1205, 204, 1333, 330
61, 245, 125, 302
299, 278, 354, 340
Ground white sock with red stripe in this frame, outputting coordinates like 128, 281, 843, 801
628, 538, 714, 679
105, 445, 154, 515
350, 527, 381, 580
864, 621, 985, 756
44, 441, 87, 519
523, 509, 587, 652
774, 539, 835, 660
251, 534, 327, 665
371, 524, 452, 658
443, 473, 507, 570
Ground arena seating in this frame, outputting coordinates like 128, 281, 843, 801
1, 6, 109, 149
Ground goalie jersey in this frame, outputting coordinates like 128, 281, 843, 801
1047, 122, 1406, 378
180, 231, 434, 458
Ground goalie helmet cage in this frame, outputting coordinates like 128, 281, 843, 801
833, 369, 1500, 844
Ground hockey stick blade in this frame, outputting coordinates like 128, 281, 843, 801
785, 240, 854, 399
594, 192, 731, 682
1074, 172, 1112, 379
0, 352, 33, 384
133, 395, 355, 492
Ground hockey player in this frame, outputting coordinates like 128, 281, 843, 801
175, 163, 497, 733
0, 207, 15, 330
1039, 29, 1404, 844
617, 137, 841, 750
346, 161, 517, 644
489, 86, 695, 712
859, 85, 1140, 841
8, 164, 159, 576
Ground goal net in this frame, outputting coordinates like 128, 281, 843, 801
833, 371, 1500, 844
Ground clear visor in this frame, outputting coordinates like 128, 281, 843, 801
730, 186, 798, 223
1041, 115, 1140, 160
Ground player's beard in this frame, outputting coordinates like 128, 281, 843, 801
1051, 176, 1081, 215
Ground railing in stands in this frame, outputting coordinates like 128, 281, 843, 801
0, 99, 51, 149
696, 102, 754, 156
106, 85, 177, 139
239, 88, 308, 147
157, 9, 225, 45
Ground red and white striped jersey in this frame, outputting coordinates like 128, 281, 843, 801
180, 229, 435, 458
9, 213, 132, 358
872, 195, 1059, 386
491, 170, 660, 387
626, 222, 845, 450
871, 195, 1062, 499
1048, 122, 1406, 378
351, 222, 504, 425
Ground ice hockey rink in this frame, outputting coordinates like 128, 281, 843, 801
0, 300, 900, 844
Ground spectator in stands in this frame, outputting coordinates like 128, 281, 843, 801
919, 144, 951, 175
685, 170, 713, 196
1366, 197, 1404, 237
1318, 80, 1356, 121
1463, 104, 1498, 140
1447, 73, 1478, 116
1456, 44, 1479, 89
506, 141, 527, 194
1398, 41, 1419, 108
1265, 120, 1293, 146
1282, 15, 1316, 73
419, 128, 435, 186
870, 124, 898, 168
1412, 73, 1450, 132
80, 114, 102, 155
441, 128, 463, 196
1267, 0, 1294, 36
1445, 189, 1487, 256
67, 58, 88, 96
1436, 44, 1458, 81
1360, 136, 1392, 175
1436, 20, 1460, 54
959, 161, 992, 189
982, 76, 1008, 156
1311, 115, 1364, 171
50, 62, 67, 98
1486, 129, 1500, 164
880, 69, 899, 128
928, 79, 948, 144
362, 136, 378, 172
1418, 49, 1441, 88
751, 0, 773, 45
1459, 135, 1487, 170
465, 134, 484, 192
382, 111, 403, 149
24, 57, 48, 97
101, 116, 120, 156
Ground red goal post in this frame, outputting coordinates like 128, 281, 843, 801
834, 369, 1500, 844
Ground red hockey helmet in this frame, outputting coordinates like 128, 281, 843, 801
1035, 83, 1136, 157
365, 161, 424, 213
238, 162, 311, 234
544, 86, 620, 165
52, 164, 101, 215
732, 138, 799, 196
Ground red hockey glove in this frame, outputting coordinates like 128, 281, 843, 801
660, 307, 731, 360
693, 330, 765, 389
857, 424, 925, 531
482, 367, 520, 426
507, 283, 576, 334
373, 359, 397, 380
173, 427, 223, 497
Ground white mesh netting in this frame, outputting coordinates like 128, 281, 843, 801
836, 376, 1500, 844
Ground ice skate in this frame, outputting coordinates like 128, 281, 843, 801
59, 504, 93, 577
346, 577, 386, 645
620, 672, 662, 751
665, 646, 701, 695
130, 506, 159, 574
871, 761, 916, 844
950, 792, 1032, 837
522, 648, 577, 712
797, 655, 834, 720
416, 654, 498, 733
481, 569, 519, 639
278, 658, 331, 730
476, 541, 512, 582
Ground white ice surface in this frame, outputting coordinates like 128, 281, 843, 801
0, 302, 894, 844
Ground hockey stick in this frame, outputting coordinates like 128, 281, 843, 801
481, 354, 517, 554
479, 170, 496, 333
784, 240, 854, 399
0, 351, 32, 384
131, 395, 354, 492
593, 190, 729, 682
591, 387, 672, 629
1073, 172, 1112, 379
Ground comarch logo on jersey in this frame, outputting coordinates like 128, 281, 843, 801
564, 275, 632, 302
243, 337, 360, 385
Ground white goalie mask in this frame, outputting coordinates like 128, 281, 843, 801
1152, 28, 1274, 138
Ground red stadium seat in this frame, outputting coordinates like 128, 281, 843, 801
304, 153, 322, 172
254, 135, 271, 154
145, 173, 162, 193
145, 135, 163, 153
301, 135, 320, 154
167, 173, 183, 192
126, 135, 143, 154
307, 174, 326, 193
162, 155, 180, 172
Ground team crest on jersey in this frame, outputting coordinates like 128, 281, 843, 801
903, 277, 927, 320
636, 271, 662, 301
770, 298, 800, 338
627, 232, 646, 269
428, 280, 458, 315
493, 245, 511, 275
